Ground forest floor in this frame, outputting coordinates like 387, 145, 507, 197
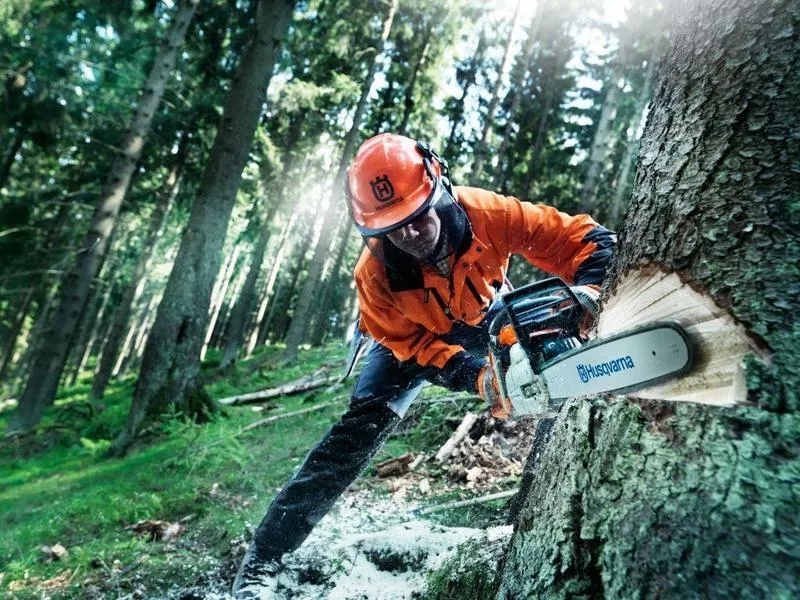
0, 343, 537, 599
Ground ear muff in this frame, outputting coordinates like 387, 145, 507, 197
415, 140, 455, 198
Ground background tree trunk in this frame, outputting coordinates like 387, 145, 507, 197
90, 126, 188, 399
397, 18, 434, 136
281, 0, 398, 364
578, 68, 622, 213
111, 0, 296, 455
610, 44, 659, 227
9, 0, 198, 432
497, 1, 800, 597
469, 0, 522, 186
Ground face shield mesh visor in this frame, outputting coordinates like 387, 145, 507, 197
362, 178, 469, 265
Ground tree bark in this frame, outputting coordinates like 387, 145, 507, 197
9, 0, 198, 433
264, 220, 314, 345
67, 280, 113, 386
0, 195, 71, 381
111, 0, 296, 454
200, 244, 242, 360
91, 126, 188, 400
218, 202, 279, 369
497, 1, 800, 597
281, 0, 398, 363
519, 82, 556, 198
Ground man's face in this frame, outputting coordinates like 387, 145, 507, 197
386, 208, 442, 260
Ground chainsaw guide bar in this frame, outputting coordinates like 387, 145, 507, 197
541, 322, 694, 402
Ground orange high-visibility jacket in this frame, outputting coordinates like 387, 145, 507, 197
354, 186, 614, 385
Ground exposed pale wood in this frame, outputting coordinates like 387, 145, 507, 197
598, 269, 770, 406
414, 489, 517, 516
218, 373, 340, 406
435, 412, 479, 463
239, 400, 340, 433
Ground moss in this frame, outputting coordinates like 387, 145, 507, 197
422, 538, 504, 600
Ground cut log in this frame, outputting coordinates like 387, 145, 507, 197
238, 400, 341, 433
599, 268, 771, 406
217, 374, 340, 406
413, 489, 517, 516
434, 412, 479, 463
374, 453, 415, 478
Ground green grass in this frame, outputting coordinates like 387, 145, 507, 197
0, 343, 358, 598
0, 343, 501, 598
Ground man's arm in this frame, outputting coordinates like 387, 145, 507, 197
355, 275, 486, 393
504, 197, 615, 286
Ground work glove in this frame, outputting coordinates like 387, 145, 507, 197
571, 284, 601, 337
476, 357, 512, 419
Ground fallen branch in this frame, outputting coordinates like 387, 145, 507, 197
418, 393, 481, 406
435, 412, 478, 463
374, 453, 415, 478
238, 400, 342, 433
413, 489, 517, 516
218, 374, 340, 406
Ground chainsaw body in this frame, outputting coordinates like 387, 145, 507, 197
489, 278, 587, 418
488, 278, 694, 418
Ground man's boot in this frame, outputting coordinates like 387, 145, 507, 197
231, 542, 282, 599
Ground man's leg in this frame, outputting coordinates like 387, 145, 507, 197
233, 342, 425, 593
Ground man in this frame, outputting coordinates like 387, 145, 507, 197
233, 133, 615, 596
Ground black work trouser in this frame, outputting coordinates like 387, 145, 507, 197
250, 301, 505, 560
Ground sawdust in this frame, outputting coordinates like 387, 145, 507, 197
154, 413, 535, 599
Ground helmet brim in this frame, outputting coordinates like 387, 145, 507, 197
354, 177, 450, 237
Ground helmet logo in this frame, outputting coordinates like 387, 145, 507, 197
370, 175, 395, 203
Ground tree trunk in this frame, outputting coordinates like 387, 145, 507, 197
115, 286, 157, 376
0, 286, 36, 383
218, 202, 279, 369
610, 44, 659, 228
67, 280, 113, 386
8, 0, 198, 433
497, 1, 800, 597
281, 0, 398, 363
91, 126, 188, 400
0, 119, 28, 191
263, 223, 313, 346
0, 195, 72, 381
200, 244, 242, 360
245, 211, 296, 355
578, 69, 622, 213
470, 0, 522, 186
445, 23, 487, 159
494, 6, 544, 190
397, 17, 434, 136
12, 280, 58, 394
518, 80, 557, 198
111, 0, 296, 455
309, 217, 353, 347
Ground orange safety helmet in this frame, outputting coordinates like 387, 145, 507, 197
347, 134, 450, 237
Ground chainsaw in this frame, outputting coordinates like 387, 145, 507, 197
487, 278, 695, 418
